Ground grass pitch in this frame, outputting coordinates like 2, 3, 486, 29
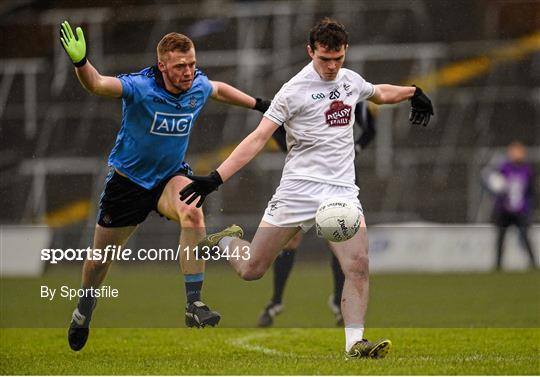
1, 264, 539, 375
1, 328, 539, 374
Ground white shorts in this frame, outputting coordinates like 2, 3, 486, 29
262, 179, 364, 232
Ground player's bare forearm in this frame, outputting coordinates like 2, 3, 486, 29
217, 117, 279, 181
75, 61, 122, 98
369, 84, 415, 105
210, 81, 256, 108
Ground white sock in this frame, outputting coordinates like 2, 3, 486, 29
218, 236, 235, 249
345, 324, 364, 352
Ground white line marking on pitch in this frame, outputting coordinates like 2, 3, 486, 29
228, 332, 288, 356
228, 330, 337, 360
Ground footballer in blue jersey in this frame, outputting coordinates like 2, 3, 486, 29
109, 65, 213, 189
60, 21, 271, 351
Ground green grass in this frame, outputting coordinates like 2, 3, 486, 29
1, 264, 539, 374
1, 328, 539, 374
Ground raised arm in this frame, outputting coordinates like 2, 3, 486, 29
210, 80, 271, 113
60, 21, 122, 98
369, 84, 434, 126
179, 117, 280, 207
74, 61, 123, 97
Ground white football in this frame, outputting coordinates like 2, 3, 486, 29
315, 198, 361, 242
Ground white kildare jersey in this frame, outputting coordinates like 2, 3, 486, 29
264, 62, 375, 188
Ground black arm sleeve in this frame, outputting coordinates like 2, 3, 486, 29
355, 102, 376, 149
272, 125, 288, 152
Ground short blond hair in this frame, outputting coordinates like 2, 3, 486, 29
157, 33, 194, 61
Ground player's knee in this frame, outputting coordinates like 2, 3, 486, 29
85, 257, 111, 272
343, 256, 369, 282
239, 263, 266, 281
239, 270, 264, 281
178, 205, 204, 228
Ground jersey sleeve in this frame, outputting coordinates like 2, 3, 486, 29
351, 72, 375, 102
264, 83, 303, 125
117, 73, 146, 103
195, 69, 214, 103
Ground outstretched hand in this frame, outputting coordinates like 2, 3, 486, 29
179, 171, 223, 208
409, 86, 434, 127
59, 21, 87, 66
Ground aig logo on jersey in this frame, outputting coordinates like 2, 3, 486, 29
150, 112, 193, 136
325, 100, 352, 127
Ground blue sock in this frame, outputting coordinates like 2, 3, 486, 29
185, 273, 204, 304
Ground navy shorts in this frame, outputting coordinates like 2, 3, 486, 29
97, 166, 191, 228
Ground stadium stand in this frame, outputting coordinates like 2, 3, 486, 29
1, 0, 538, 250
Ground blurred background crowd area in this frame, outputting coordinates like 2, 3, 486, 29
0, 0, 539, 241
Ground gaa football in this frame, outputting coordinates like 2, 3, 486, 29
315, 197, 361, 242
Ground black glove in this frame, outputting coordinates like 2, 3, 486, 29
253, 98, 271, 113
179, 170, 223, 208
409, 86, 434, 127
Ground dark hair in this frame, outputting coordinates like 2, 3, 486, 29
157, 32, 194, 61
309, 18, 348, 51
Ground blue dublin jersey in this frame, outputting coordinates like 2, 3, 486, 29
108, 66, 213, 189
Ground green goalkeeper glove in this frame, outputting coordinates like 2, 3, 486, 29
59, 21, 87, 67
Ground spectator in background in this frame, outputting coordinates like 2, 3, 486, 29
486, 141, 537, 270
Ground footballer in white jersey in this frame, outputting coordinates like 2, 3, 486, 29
265, 61, 375, 189
181, 17, 434, 358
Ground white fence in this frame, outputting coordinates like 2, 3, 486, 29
369, 223, 539, 272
